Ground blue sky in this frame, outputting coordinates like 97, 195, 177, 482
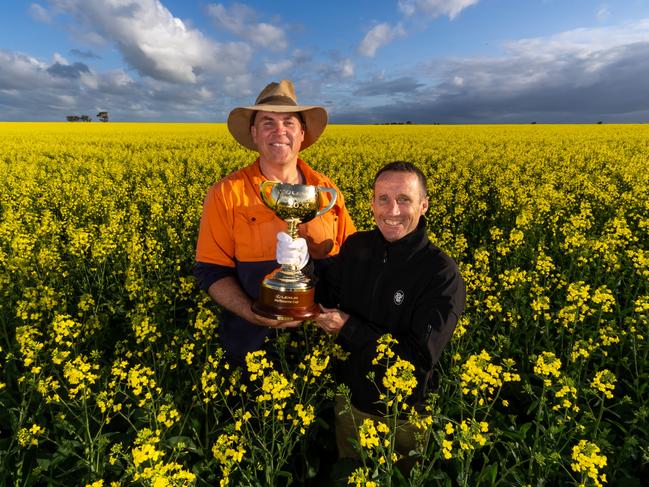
1, 0, 649, 123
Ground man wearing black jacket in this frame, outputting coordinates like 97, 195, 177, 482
312, 161, 466, 462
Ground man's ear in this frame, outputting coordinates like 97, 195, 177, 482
422, 196, 429, 213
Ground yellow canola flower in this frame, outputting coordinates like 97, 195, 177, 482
571, 440, 607, 487
132, 315, 161, 345
383, 357, 417, 400
156, 404, 181, 428
591, 369, 617, 400
293, 403, 315, 434
132, 443, 164, 467
308, 349, 330, 377
258, 370, 294, 403
552, 378, 580, 414
358, 418, 380, 451
15, 324, 44, 367
212, 433, 246, 485
372, 334, 398, 365
442, 439, 453, 459
37, 376, 61, 403
347, 466, 377, 487
460, 351, 519, 403
51, 314, 82, 344
534, 351, 562, 386
17, 423, 46, 447
245, 350, 272, 381
63, 354, 100, 398
200, 352, 226, 402
126, 364, 160, 406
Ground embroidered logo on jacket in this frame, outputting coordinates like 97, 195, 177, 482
393, 290, 405, 305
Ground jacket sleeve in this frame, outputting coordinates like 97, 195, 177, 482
403, 261, 465, 370
314, 254, 342, 309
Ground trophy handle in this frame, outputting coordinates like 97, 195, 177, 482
260, 180, 279, 209
316, 187, 337, 216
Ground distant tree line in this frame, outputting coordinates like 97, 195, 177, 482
374, 121, 414, 125
66, 112, 109, 122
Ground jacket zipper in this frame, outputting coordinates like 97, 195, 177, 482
369, 248, 388, 321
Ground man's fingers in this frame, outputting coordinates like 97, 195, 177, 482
277, 231, 292, 243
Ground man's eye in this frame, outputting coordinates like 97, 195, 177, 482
397, 197, 411, 204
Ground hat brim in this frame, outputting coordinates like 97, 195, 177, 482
227, 104, 328, 151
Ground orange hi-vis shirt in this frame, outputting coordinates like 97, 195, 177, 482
194, 157, 355, 364
196, 158, 356, 268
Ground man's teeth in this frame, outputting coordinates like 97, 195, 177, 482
384, 220, 401, 226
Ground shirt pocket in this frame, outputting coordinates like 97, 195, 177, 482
233, 206, 279, 261
300, 210, 337, 259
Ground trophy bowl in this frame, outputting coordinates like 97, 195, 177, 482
251, 181, 337, 320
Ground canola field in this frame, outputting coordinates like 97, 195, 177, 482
1, 122, 648, 486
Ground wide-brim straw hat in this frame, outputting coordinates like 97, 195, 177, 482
227, 79, 328, 151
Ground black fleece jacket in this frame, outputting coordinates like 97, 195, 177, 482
316, 218, 465, 415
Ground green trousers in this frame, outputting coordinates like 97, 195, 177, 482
334, 396, 429, 471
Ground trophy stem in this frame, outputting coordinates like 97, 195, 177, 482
286, 219, 299, 239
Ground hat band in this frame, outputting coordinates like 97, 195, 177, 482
256, 95, 298, 106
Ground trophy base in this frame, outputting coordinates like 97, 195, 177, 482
252, 284, 320, 321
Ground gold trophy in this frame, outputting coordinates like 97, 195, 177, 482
251, 181, 337, 320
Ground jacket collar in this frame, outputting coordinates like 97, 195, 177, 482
377, 217, 429, 262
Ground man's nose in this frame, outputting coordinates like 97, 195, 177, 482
386, 200, 400, 215
272, 122, 287, 134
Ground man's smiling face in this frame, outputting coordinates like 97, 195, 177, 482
250, 111, 305, 167
371, 171, 428, 243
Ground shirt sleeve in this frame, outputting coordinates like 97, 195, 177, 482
195, 183, 236, 267
193, 261, 237, 292
332, 185, 356, 251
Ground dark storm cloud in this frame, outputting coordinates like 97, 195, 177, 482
47, 62, 90, 79
333, 41, 649, 123
353, 77, 424, 96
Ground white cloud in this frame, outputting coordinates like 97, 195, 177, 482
265, 59, 293, 76
29, 3, 53, 23
221, 73, 255, 97
505, 19, 649, 59
341, 59, 355, 78
207, 3, 287, 51
0, 47, 241, 121
46, 0, 252, 84
52, 52, 68, 65
0, 50, 51, 90
597, 5, 611, 21
358, 22, 406, 57
398, 0, 480, 19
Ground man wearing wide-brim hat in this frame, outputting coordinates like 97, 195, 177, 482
194, 79, 356, 366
